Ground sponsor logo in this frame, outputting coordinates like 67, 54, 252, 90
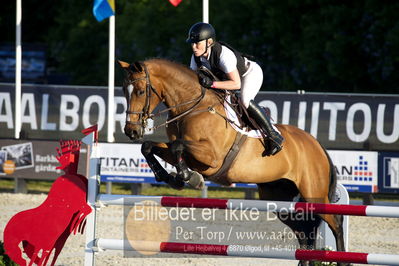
383, 157, 399, 189
335, 155, 374, 182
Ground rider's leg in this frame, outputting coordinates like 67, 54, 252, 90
241, 60, 283, 156
246, 100, 284, 155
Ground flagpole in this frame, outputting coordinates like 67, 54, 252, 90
203, 0, 209, 23
107, 15, 115, 143
15, 0, 22, 139
200, 0, 209, 199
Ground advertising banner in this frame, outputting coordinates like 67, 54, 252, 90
0, 139, 87, 180
98, 144, 380, 192
1, 83, 398, 151
327, 150, 378, 193
0, 139, 386, 193
378, 152, 399, 194
255, 92, 398, 151
98, 143, 174, 184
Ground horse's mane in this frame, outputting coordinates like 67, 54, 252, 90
145, 58, 197, 79
144, 58, 223, 106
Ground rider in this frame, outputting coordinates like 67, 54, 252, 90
186, 22, 284, 156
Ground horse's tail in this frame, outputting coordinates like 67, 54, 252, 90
321, 145, 337, 202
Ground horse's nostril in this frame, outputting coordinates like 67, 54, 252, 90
124, 126, 131, 135
124, 126, 142, 140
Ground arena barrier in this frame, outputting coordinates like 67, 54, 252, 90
81, 129, 399, 266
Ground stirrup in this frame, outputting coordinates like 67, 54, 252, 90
262, 140, 282, 156
263, 134, 283, 156
269, 141, 282, 155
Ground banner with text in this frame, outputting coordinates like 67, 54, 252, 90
0, 139, 383, 193
0, 83, 398, 151
0, 139, 87, 180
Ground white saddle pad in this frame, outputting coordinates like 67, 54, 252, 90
223, 96, 279, 139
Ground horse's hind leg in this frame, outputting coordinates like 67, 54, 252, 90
258, 180, 321, 266
299, 190, 347, 265
318, 213, 347, 266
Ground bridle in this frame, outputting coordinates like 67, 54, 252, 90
124, 63, 161, 129
124, 62, 207, 132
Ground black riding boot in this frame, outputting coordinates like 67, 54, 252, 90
247, 100, 284, 156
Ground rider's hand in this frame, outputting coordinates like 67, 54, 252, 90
198, 72, 214, 88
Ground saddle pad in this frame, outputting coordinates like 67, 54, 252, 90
223, 96, 280, 139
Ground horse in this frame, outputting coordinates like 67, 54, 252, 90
118, 58, 346, 265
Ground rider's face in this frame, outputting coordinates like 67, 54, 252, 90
191, 40, 208, 57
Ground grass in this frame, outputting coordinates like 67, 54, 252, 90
0, 178, 252, 199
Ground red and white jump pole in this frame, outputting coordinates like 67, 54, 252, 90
98, 195, 399, 218
95, 239, 399, 265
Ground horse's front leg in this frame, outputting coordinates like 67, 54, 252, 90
141, 141, 185, 190
170, 140, 191, 181
170, 140, 205, 189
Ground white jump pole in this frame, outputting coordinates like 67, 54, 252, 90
95, 239, 399, 265
82, 131, 100, 266
97, 194, 399, 218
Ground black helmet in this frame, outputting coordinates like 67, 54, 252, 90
186, 22, 216, 43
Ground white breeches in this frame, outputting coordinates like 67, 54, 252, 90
240, 59, 264, 108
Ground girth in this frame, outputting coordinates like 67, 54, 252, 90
205, 132, 247, 184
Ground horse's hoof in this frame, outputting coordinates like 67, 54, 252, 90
186, 171, 205, 190
168, 172, 185, 190
154, 168, 172, 182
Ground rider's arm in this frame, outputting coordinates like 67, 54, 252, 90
212, 46, 241, 90
212, 69, 241, 90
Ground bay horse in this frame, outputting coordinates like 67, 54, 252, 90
118, 58, 346, 265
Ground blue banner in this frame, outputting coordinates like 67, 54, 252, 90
378, 152, 399, 194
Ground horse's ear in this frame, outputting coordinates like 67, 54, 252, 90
117, 60, 132, 74
117, 60, 143, 73
131, 61, 143, 73
117, 60, 130, 69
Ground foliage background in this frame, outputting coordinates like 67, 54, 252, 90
1, 0, 399, 93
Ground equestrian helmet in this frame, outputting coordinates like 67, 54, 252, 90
186, 22, 216, 43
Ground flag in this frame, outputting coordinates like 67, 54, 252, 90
168, 0, 182, 7
93, 0, 115, 22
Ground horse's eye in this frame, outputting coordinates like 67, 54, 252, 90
137, 90, 145, 97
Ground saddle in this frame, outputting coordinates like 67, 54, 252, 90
197, 67, 267, 136
196, 67, 271, 181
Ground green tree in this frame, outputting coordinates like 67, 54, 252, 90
1, 0, 398, 93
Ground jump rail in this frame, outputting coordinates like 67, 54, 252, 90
95, 239, 399, 265
98, 194, 399, 218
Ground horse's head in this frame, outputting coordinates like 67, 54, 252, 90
118, 60, 163, 140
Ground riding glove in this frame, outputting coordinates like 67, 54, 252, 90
198, 72, 214, 88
